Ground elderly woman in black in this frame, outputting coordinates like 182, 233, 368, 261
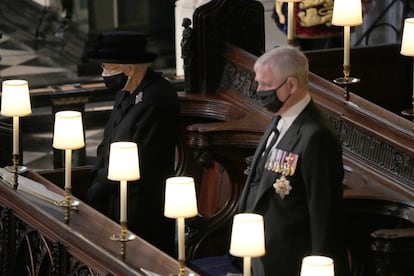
87, 31, 180, 257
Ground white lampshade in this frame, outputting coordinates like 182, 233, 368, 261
300, 256, 334, 276
53, 111, 85, 150
164, 176, 198, 218
401, 18, 414, 57
107, 142, 140, 181
332, 0, 363, 26
1, 80, 32, 117
229, 213, 265, 257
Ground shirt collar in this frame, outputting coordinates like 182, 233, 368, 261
277, 93, 311, 137
281, 94, 310, 122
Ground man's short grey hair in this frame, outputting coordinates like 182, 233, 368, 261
254, 46, 309, 87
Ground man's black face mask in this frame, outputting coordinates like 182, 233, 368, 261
256, 79, 287, 113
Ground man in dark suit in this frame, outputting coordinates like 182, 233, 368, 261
238, 46, 350, 275
87, 31, 180, 257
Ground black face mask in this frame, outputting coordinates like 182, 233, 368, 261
103, 72, 128, 91
256, 79, 288, 113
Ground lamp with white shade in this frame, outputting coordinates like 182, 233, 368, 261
107, 141, 140, 259
276, 0, 302, 45
331, 0, 363, 100
229, 213, 265, 276
52, 110, 85, 223
300, 255, 334, 276
0, 79, 32, 189
164, 176, 198, 276
400, 17, 414, 128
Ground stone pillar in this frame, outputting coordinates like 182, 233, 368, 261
259, 0, 288, 50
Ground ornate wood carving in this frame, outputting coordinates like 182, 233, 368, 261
182, 40, 414, 275
337, 117, 414, 188
0, 207, 11, 275
0, 206, 99, 275
371, 227, 414, 275
0, 171, 196, 275
221, 62, 257, 100
218, 44, 414, 192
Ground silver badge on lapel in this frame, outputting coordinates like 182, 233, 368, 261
135, 91, 143, 104
272, 150, 299, 199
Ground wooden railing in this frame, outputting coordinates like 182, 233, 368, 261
0, 168, 197, 276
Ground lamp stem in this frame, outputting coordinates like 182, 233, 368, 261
120, 180, 127, 222
13, 116, 19, 155
344, 25, 350, 68
243, 256, 251, 276
12, 154, 19, 189
65, 149, 72, 224
400, 60, 414, 128
65, 149, 72, 189
11, 117, 20, 189
113, 0, 118, 28
411, 61, 414, 130
120, 221, 127, 259
411, 60, 414, 112
178, 217, 185, 260
177, 217, 186, 276
287, 2, 294, 45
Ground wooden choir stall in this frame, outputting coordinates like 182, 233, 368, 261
1, 0, 414, 275
176, 0, 414, 275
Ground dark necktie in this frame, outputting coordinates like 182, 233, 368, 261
263, 115, 281, 160
254, 115, 281, 179
245, 115, 282, 209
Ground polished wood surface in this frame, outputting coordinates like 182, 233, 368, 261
305, 44, 413, 116
175, 3, 414, 273
180, 18, 414, 272
3, 0, 413, 274
0, 169, 197, 275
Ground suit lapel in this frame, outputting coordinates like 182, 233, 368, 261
251, 104, 313, 208
239, 117, 276, 208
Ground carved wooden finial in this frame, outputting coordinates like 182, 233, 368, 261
181, 17, 193, 92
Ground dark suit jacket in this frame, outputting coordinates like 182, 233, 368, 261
239, 101, 350, 276
87, 69, 180, 256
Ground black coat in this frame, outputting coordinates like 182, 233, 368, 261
87, 69, 180, 256
239, 101, 350, 276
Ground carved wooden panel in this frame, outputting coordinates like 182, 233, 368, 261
0, 206, 97, 275
190, 0, 265, 94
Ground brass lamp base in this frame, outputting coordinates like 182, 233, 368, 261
5, 165, 28, 174
5, 154, 26, 190
334, 63, 360, 101
110, 221, 136, 259
401, 108, 414, 132
110, 233, 136, 242
54, 199, 80, 210
401, 108, 414, 117
333, 76, 360, 85
334, 76, 360, 101
54, 187, 78, 224
168, 259, 186, 276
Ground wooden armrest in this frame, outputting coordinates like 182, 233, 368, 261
371, 227, 414, 239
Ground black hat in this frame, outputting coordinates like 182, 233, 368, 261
88, 31, 157, 64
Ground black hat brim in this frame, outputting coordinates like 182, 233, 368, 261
88, 51, 157, 64
87, 31, 158, 64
